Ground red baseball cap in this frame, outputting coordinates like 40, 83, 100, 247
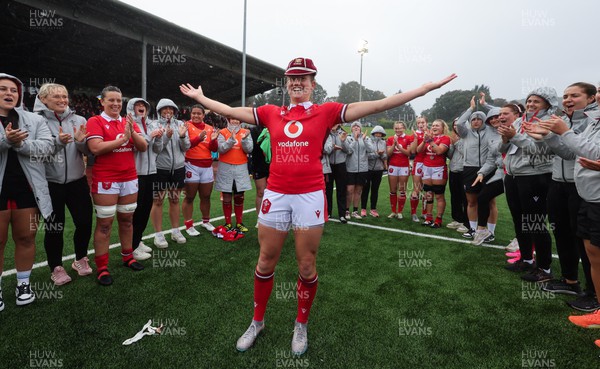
285, 57, 317, 76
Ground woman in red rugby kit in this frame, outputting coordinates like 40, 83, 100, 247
180, 57, 456, 355
386, 120, 413, 219
86, 86, 148, 286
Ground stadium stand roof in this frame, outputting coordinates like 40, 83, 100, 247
3, 0, 284, 106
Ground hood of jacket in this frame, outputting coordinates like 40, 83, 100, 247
485, 108, 500, 125
370, 125, 386, 137
127, 97, 151, 117
156, 98, 178, 115
527, 87, 559, 115
0, 73, 24, 108
469, 111, 487, 132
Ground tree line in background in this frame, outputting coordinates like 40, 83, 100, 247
249, 82, 511, 130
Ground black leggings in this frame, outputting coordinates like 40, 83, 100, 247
361, 170, 384, 210
44, 176, 93, 270
504, 173, 552, 269
326, 163, 348, 218
448, 170, 467, 226
132, 174, 157, 250
477, 179, 504, 227
548, 180, 594, 291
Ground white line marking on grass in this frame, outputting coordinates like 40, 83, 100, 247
2, 208, 257, 277
328, 218, 560, 258
3, 205, 557, 277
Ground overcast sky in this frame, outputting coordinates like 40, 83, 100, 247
120, 0, 599, 114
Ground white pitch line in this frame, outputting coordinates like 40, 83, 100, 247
1, 208, 257, 277
2, 206, 557, 277
328, 218, 560, 259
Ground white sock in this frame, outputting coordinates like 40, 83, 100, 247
469, 221, 477, 230
487, 223, 496, 234
16, 270, 31, 286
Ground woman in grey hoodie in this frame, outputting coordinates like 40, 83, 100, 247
0, 73, 54, 308
150, 99, 190, 248
361, 125, 387, 217
344, 121, 374, 219
128, 98, 164, 261
35, 83, 93, 286
536, 89, 600, 337
499, 87, 557, 282
525, 82, 598, 311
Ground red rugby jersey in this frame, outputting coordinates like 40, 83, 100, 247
86, 114, 141, 182
253, 103, 347, 194
423, 135, 450, 167
387, 134, 414, 167
413, 130, 426, 162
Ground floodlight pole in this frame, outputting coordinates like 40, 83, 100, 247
357, 40, 368, 122
241, 0, 247, 108
141, 36, 147, 100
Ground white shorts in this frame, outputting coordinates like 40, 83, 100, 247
412, 162, 424, 177
184, 162, 214, 184
258, 189, 326, 231
388, 165, 409, 177
92, 179, 138, 196
422, 166, 447, 181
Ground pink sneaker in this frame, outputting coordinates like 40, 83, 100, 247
370, 209, 380, 217
507, 256, 520, 264
506, 251, 521, 258
71, 257, 93, 276
51, 266, 72, 286
360, 209, 367, 217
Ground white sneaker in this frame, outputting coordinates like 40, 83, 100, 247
291, 321, 308, 356
200, 222, 215, 232
15, 282, 35, 306
505, 238, 519, 252
446, 221, 461, 229
471, 229, 491, 246
236, 321, 264, 352
0, 290, 4, 312
138, 241, 152, 253
396, 213, 403, 220
344, 211, 351, 220
185, 227, 200, 237
133, 248, 152, 261
154, 233, 169, 249
456, 225, 469, 233
411, 214, 420, 223
387, 212, 397, 219
171, 229, 186, 244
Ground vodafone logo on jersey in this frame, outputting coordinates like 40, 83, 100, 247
283, 121, 303, 139
116, 133, 128, 146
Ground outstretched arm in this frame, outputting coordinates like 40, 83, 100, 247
344, 74, 456, 122
180, 84, 256, 124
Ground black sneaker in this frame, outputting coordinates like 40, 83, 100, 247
484, 233, 495, 242
15, 282, 35, 306
505, 259, 537, 273
462, 229, 475, 239
542, 278, 583, 296
124, 260, 145, 271
521, 268, 554, 283
567, 294, 600, 313
339, 216, 347, 224
0, 289, 5, 312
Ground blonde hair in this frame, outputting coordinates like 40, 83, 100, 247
432, 119, 449, 135
393, 120, 406, 130
38, 83, 68, 99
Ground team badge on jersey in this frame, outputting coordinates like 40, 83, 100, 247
261, 198, 272, 214
283, 121, 303, 139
